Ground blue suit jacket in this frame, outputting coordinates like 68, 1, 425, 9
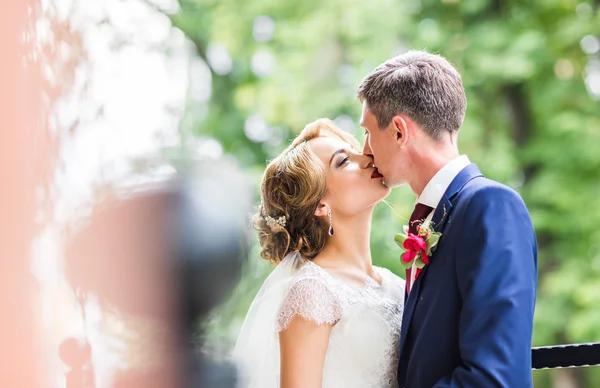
397, 164, 538, 388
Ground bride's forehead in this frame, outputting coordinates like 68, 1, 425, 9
309, 135, 351, 158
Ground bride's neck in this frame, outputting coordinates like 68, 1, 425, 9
315, 210, 374, 273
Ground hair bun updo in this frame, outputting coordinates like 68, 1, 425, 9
252, 118, 359, 265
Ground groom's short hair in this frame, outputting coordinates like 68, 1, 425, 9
357, 51, 466, 140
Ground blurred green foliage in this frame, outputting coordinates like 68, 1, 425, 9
170, 0, 600, 385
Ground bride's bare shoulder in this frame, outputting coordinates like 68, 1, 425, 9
291, 259, 331, 281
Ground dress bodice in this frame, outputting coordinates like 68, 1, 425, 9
277, 261, 405, 388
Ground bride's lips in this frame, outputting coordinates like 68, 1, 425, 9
371, 168, 383, 179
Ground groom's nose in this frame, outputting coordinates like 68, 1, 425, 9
360, 154, 375, 169
363, 138, 373, 157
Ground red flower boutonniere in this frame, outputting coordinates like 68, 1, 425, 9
394, 222, 442, 269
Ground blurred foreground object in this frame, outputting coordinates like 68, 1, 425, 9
65, 158, 252, 387
0, 1, 44, 386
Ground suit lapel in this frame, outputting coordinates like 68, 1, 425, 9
399, 164, 483, 356
430, 194, 452, 234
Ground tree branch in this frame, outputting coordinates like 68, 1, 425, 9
504, 83, 541, 184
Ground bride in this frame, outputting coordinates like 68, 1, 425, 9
233, 118, 405, 388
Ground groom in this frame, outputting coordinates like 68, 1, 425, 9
357, 51, 538, 387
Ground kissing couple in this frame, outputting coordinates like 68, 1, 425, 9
232, 50, 538, 388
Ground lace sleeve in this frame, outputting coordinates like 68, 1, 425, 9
276, 276, 342, 331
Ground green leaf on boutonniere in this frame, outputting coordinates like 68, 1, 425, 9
415, 256, 427, 269
394, 233, 407, 248
425, 232, 441, 255
400, 258, 413, 269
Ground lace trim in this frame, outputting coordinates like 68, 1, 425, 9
277, 275, 343, 331
276, 262, 404, 332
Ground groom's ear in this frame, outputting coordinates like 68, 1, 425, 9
314, 203, 329, 217
392, 115, 409, 147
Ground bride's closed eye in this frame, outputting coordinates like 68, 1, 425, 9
338, 156, 350, 167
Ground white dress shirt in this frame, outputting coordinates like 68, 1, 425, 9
409, 155, 471, 289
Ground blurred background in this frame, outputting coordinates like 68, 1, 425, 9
4, 0, 600, 387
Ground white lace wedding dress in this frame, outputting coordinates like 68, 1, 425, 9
233, 253, 405, 388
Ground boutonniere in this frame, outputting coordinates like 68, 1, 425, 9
394, 221, 442, 269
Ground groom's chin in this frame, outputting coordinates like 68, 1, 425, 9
382, 178, 402, 189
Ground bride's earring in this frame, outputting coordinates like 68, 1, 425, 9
328, 211, 334, 236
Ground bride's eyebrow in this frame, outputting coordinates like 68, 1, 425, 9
329, 148, 348, 166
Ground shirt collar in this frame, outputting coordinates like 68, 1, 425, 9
417, 155, 471, 209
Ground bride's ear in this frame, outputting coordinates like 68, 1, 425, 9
314, 203, 329, 218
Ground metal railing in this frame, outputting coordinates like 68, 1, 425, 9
532, 342, 600, 369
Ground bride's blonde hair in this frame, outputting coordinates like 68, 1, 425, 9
254, 118, 361, 264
